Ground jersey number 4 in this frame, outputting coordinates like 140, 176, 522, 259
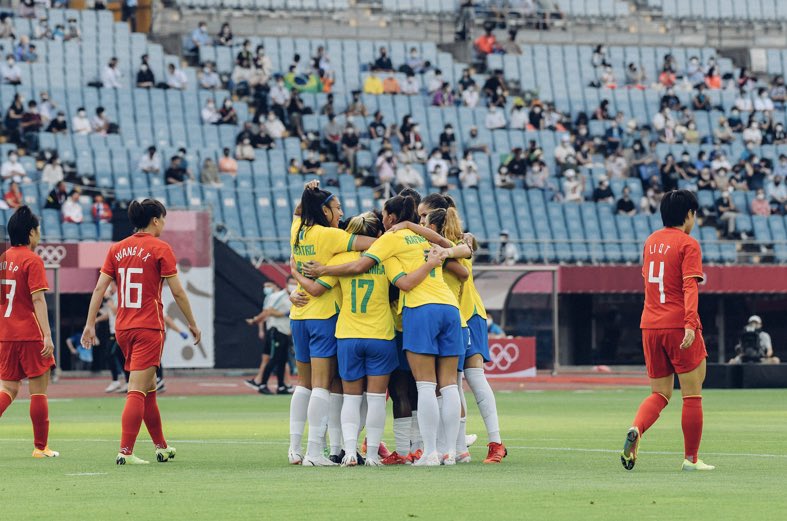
350, 279, 374, 313
118, 268, 143, 309
647, 261, 666, 304
1, 279, 17, 318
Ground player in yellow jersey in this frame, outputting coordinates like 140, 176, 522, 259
302, 195, 469, 466
292, 211, 445, 466
288, 184, 376, 467
418, 193, 507, 464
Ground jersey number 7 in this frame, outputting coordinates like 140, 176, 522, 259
1, 279, 17, 318
647, 261, 665, 304
118, 268, 143, 309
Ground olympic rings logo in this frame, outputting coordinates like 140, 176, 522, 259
36, 245, 67, 265
486, 342, 520, 371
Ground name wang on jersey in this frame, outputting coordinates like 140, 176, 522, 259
114, 246, 154, 263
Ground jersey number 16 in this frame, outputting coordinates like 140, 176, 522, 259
118, 268, 143, 309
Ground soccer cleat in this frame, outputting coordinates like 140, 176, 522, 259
243, 379, 261, 391
258, 386, 273, 395
117, 383, 129, 394
620, 427, 640, 471
681, 459, 715, 471
302, 454, 339, 467
104, 380, 122, 393
456, 451, 472, 463
156, 379, 166, 393
381, 451, 409, 465
329, 453, 343, 464
364, 456, 382, 467
32, 446, 59, 458
443, 452, 457, 466
276, 386, 293, 395
412, 451, 441, 467
483, 442, 508, 464
156, 446, 176, 462
406, 448, 423, 464
288, 449, 303, 465
340, 452, 358, 467
377, 441, 392, 459
465, 433, 478, 448
116, 453, 149, 465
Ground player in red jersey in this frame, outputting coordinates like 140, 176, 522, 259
621, 190, 714, 472
0, 207, 58, 458
81, 199, 201, 465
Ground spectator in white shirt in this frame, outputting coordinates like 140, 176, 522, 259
426, 149, 449, 180
139, 146, 162, 174
734, 90, 753, 112
710, 152, 732, 173
71, 107, 91, 135
101, 57, 123, 88
1, 150, 27, 183
264, 112, 287, 139
199, 61, 221, 90
395, 160, 424, 190
268, 76, 291, 121
61, 190, 84, 223
509, 103, 528, 129
753, 87, 774, 113
42, 157, 63, 186
38, 91, 56, 123
166, 63, 188, 90
459, 150, 479, 188
201, 98, 220, 124
1, 55, 21, 84
553, 134, 576, 171
401, 72, 420, 95
562, 169, 585, 203
485, 105, 506, 130
462, 84, 480, 108
430, 164, 448, 192
742, 122, 763, 146
427, 69, 444, 94
496, 230, 519, 265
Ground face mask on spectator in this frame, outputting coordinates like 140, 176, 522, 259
7, 59, 14, 66
78, 110, 85, 117
9, 154, 17, 161
224, 101, 232, 108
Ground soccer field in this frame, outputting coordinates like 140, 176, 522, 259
1, 389, 786, 521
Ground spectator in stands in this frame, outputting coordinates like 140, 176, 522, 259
198, 61, 221, 90
395, 160, 424, 190
433, 82, 454, 107
1, 149, 26, 183
138, 146, 162, 175
253, 46, 273, 88
268, 74, 290, 122
742, 121, 763, 146
61, 189, 83, 224
483, 69, 508, 107
604, 119, 623, 156
91, 106, 117, 136
46, 110, 67, 134
704, 66, 721, 90
101, 57, 123, 88
458, 150, 479, 188
35, 17, 52, 40
3, 181, 22, 209
553, 134, 575, 173
287, 89, 308, 139
368, 111, 387, 140
301, 150, 323, 176
36, 91, 56, 125
754, 87, 774, 113
42, 157, 63, 186
201, 98, 220, 124
690, 84, 711, 111
474, 27, 499, 56
135, 55, 155, 88
401, 72, 420, 95
255, 125, 275, 149
188, 21, 212, 54
768, 175, 786, 214
710, 151, 732, 174
404, 47, 425, 75
235, 138, 255, 162
751, 189, 771, 217
319, 94, 335, 116
427, 148, 449, 180
616, 186, 637, 216
734, 89, 753, 112
465, 125, 489, 155
600, 66, 616, 89
659, 153, 682, 192
200, 158, 221, 186
166, 63, 188, 90
495, 164, 515, 189
383, 71, 401, 95
685, 56, 704, 85
460, 82, 479, 108
372, 47, 393, 72
714, 116, 734, 144
527, 160, 554, 192
218, 147, 237, 176
715, 190, 738, 238
263, 111, 287, 139
729, 316, 781, 365
769, 75, 786, 109
91, 194, 112, 223
322, 114, 342, 160
605, 150, 628, 179
1, 54, 22, 85
507, 100, 526, 129
64, 17, 80, 42
363, 70, 384, 95
727, 108, 744, 132
496, 230, 519, 265
14, 36, 36, 63
19, 100, 42, 151
312, 45, 332, 75
506, 148, 528, 179
500, 28, 521, 55
427, 68, 444, 95
165, 156, 188, 185
430, 164, 448, 193
485, 104, 506, 130
0, 13, 14, 39
562, 169, 584, 203
340, 124, 360, 176
375, 149, 396, 187
217, 22, 233, 47
345, 90, 368, 118
775, 155, 787, 178
44, 181, 67, 210
217, 98, 238, 125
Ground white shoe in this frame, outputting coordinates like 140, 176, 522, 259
104, 381, 121, 393
341, 453, 358, 467
465, 433, 478, 448
302, 454, 338, 467
117, 383, 128, 394
364, 456, 382, 467
155, 446, 176, 462
443, 451, 457, 466
456, 451, 472, 463
413, 451, 441, 467
681, 459, 715, 471
288, 449, 303, 465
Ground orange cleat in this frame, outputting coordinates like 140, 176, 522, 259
406, 449, 423, 464
381, 451, 409, 465
377, 441, 392, 459
483, 442, 507, 464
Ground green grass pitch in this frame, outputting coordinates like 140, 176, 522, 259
1, 389, 786, 520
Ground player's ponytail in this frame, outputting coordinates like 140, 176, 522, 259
128, 199, 167, 230
426, 207, 463, 243
295, 186, 334, 247
383, 195, 417, 225
7, 205, 40, 246
397, 187, 422, 214
345, 211, 384, 238
421, 192, 449, 212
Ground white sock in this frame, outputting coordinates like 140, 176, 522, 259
357, 393, 368, 439
436, 396, 447, 455
465, 367, 501, 443
328, 392, 343, 456
410, 411, 423, 451
289, 386, 311, 454
365, 392, 387, 460
440, 384, 461, 458
306, 387, 331, 458
393, 417, 411, 454
415, 381, 438, 456
340, 394, 362, 458
456, 417, 468, 454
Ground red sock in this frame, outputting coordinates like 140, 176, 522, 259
632, 392, 669, 435
682, 396, 703, 463
120, 391, 146, 455
0, 391, 12, 417
29, 394, 49, 450
143, 391, 167, 449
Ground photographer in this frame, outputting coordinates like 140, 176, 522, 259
729, 316, 781, 364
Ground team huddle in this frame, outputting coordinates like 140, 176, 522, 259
286, 182, 505, 466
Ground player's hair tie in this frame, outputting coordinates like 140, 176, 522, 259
322, 194, 334, 206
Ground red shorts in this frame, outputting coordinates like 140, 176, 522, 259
116, 329, 164, 372
0, 341, 56, 381
642, 329, 707, 379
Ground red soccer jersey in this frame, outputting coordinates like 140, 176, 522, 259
0, 246, 49, 341
100, 233, 178, 332
640, 228, 704, 330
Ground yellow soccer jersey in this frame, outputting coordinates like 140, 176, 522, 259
443, 257, 468, 328
290, 217, 357, 320
362, 230, 458, 310
464, 257, 487, 321
317, 252, 402, 340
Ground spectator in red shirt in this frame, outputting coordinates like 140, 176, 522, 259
92, 194, 113, 223
3, 180, 23, 209
474, 29, 499, 56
